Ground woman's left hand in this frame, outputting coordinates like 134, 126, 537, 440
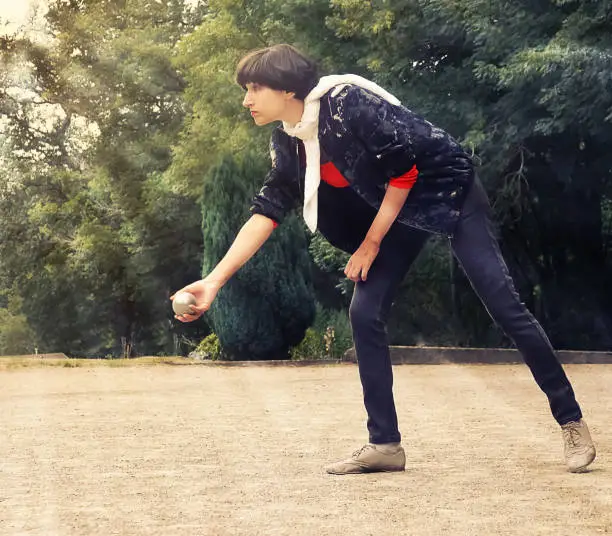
344, 238, 380, 282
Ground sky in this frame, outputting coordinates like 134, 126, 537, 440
0, 1, 199, 33
0, 1, 32, 26
0, 0, 45, 33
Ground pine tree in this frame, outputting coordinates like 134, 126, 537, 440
201, 152, 315, 360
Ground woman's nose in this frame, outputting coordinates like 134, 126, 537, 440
242, 93, 252, 108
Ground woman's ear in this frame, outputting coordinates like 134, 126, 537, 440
284, 91, 297, 100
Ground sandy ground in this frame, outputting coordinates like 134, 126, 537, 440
0, 363, 610, 536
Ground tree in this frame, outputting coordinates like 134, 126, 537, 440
0, 0, 208, 356
201, 152, 315, 360
307, 0, 612, 350
3, 0, 612, 355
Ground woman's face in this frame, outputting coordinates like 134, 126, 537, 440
242, 83, 292, 125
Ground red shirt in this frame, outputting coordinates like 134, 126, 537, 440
270, 158, 419, 228
320, 161, 418, 189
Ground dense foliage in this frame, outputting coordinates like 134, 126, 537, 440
200, 153, 315, 360
2, 0, 612, 356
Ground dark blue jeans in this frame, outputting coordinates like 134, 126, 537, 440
350, 177, 583, 444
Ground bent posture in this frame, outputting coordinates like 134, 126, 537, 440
173, 44, 596, 474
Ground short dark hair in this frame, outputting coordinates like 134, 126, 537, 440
236, 44, 319, 100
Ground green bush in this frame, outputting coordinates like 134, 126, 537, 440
290, 305, 353, 360
195, 333, 223, 360
0, 291, 35, 356
201, 153, 316, 360
0, 311, 34, 356
290, 328, 324, 360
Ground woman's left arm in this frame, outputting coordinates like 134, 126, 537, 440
344, 185, 411, 282
339, 85, 417, 282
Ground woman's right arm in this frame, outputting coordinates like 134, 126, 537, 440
172, 129, 300, 322
171, 214, 276, 322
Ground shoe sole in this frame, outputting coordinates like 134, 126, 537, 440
326, 466, 405, 475
567, 449, 596, 473
568, 464, 590, 475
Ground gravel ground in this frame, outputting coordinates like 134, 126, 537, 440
0, 363, 610, 536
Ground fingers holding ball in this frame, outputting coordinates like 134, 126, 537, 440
172, 291, 197, 316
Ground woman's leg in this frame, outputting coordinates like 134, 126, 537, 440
349, 225, 430, 444
450, 177, 582, 424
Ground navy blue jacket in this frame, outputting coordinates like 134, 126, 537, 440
250, 84, 475, 238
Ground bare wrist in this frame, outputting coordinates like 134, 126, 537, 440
203, 276, 225, 287
364, 234, 382, 247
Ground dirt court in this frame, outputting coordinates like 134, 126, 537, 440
0, 362, 610, 536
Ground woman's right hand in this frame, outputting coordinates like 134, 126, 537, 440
170, 279, 222, 322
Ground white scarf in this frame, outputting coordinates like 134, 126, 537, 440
282, 74, 401, 232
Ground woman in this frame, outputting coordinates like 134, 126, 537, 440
172, 44, 595, 475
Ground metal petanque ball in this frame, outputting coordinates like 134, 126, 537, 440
172, 292, 197, 316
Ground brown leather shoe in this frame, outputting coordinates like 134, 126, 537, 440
325, 444, 406, 475
561, 419, 596, 473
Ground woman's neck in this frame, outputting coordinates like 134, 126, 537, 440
282, 98, 305, 125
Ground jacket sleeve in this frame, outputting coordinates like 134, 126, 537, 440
340, 85, 417, 179
249, 128, 299, 225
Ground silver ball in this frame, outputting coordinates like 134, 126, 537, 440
172, 292, 197, 315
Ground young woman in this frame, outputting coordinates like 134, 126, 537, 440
172, 44, 596, 475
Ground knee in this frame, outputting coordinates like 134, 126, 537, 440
349, 297, 380, 332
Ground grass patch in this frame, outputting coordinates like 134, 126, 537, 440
0, 356, 197, 370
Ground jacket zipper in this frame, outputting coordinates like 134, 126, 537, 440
294, 138, 302, 199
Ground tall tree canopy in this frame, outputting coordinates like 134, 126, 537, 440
0, 0, 208, 356
2, 0, 612, 356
